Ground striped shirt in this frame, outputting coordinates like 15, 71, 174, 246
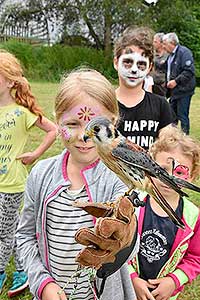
46, 186, 94, 299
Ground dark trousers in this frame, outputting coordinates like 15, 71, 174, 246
169, 95, 192, 134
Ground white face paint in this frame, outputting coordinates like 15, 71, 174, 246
118, 52, 150, 87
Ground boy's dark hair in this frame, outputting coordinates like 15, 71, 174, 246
114, 26, 154, 64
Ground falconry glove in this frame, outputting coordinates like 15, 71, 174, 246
74, 195, 137, 270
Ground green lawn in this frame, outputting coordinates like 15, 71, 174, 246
1, 82, 200, 299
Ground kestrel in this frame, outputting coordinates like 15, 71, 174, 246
83, 116, 200, 229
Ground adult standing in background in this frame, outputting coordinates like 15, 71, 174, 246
163, 32, 196, 134
152, 32, 168, 96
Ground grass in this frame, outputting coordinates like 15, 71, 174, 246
1, 82, 200, 299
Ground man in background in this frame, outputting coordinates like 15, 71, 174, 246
163, 32, 196, 134
152, 32, 168, 97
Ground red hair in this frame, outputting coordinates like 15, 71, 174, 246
0, 49, 42, 120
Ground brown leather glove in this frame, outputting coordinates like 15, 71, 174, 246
74, 195, 137, 269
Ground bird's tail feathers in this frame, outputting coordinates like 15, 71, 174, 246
150, 179, 185, 229
157, 171, 188, 198
173, 177, 200, 193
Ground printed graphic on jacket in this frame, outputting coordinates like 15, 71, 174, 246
140, 229, 167, 263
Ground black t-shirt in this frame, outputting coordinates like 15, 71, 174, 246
117, 92, 176, 150
138, 195, 183, 280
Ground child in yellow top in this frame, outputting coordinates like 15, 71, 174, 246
0, 50, 57, 297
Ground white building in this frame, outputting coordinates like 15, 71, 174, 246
0, 0, 59, 44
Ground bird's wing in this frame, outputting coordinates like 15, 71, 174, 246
111, 146, 153, 174
112, 144, 188, 198
149, 177, 185, 229
125, 138, 148, 153
153, 167, 188, 198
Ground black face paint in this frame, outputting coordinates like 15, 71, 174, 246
106, 126, 113, 138
114, 128, 119, 138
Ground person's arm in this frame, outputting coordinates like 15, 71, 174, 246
128, 256, 139, 280
167, 213, 200, 291
41, 282, 67, 300
17, 116, 58, 165
128, 244, 156, 300
16, 164, 57, 299
148, 277, 176, 300
143, 76, 154, 93
132, 277, 156, 300
175, 50, 195, 86
159, 98, 177, 129
147, 76, 154, 93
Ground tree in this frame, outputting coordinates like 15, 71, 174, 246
143, 0, 200, 76
0, 0, 59, 44
1, 0, 200, 72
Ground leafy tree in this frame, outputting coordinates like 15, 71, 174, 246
143, 0, 200, 76
1, 0, 200, 76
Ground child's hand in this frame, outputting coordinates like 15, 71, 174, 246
132, 277, 156, 300
148, 277, 176, 300
16, 151, 38, 165
41, 282, 67, 300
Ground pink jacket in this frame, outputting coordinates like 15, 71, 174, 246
129, 195, 200, 299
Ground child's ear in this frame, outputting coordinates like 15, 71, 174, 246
147, 62, 153, 75
113, 57, 119, 71
7, 80, 14, 89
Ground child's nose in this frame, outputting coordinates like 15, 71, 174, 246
78, 127, 86, 141
131, 63, 138, 74
131, 70, 137, 75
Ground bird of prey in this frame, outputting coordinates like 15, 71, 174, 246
83, 116, 200, 229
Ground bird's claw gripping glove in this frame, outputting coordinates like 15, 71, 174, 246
74, 195, 137, 270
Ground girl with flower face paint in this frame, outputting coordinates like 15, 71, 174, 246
58, 101, 111, 166
17, 68, 137, 300
113, 27, 176, 150
130, 125, 200, 300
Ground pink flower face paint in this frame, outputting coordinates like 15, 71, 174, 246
167, 157, 190, 180
77, 106, 96, 122
60, 126, 72, 142
173, 164, 189, 180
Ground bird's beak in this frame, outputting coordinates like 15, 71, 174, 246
83, 134, 89, 143
83, 130, 94, 143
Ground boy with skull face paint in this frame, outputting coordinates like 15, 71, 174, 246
114, 27, 176, 150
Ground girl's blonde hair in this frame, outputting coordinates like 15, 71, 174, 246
150, 125, 200, 180
0, 50, 42, 119
55, 68, 119, 122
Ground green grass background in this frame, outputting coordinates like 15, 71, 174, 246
1, 82, 200, 299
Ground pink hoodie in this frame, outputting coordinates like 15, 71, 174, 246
129, 196, 200, 299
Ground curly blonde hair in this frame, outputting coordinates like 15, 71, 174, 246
150, 125, 200, 180
0, 49, 42, 119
